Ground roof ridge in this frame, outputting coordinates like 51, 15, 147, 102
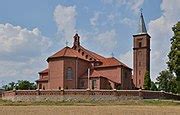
79, 46, 105, 60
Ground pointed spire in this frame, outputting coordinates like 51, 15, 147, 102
137, 9, 147, 34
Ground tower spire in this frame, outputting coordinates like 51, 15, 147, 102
137, 9, 147, 34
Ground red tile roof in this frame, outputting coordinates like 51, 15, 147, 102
36, 79, 48, 82
98, 57, 131, 69
39, 68, 48, 74
48, 47, 88, 61
79, 46, 105, 61
90, 69, 120, 83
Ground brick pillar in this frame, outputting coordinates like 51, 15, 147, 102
36, 89, 40, 95
138, 89, 143, 98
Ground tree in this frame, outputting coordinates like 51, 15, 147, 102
143, 71, 151, 90
167, 21, 180, 93
167, 21, 180, 78
156, 70, 177, 93
16, 80, 36, 90
150, 81, 158, 91
2, 80, 37, 91
2, 82, 16, 91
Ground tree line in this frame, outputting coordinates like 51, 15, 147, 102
2, 80, 36, 91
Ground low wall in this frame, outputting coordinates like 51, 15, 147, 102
2, 89, 180, 102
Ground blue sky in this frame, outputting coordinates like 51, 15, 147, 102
0, 0, 179, 86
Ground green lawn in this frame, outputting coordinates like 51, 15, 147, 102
0, 99, 180, 106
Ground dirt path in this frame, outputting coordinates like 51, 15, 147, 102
0, 106, 179, 115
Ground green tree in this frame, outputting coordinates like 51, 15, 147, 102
150, 81, 158, 91
2, 80, 37, 91
2, 82, 16, 91
167, 21, 180, 93
16, 80, 36, 90
156, 70, 177, 93
167, 21, 180, 78
143, 71, 151, 90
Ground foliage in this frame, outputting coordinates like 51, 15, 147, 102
2, 80, 36, 91
150, 81, 158, 91
143, 71, 151, 90
167, 21, 180, 79
2, 82, 16, 91
165, 21, 180, 93
156, 70, 177, 93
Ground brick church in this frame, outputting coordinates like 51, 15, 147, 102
36, 12, 150, 90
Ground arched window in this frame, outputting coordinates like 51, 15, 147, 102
66, 67, 73, 80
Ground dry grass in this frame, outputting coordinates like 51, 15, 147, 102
0, 106, 180, 115
0, 99, 180, 115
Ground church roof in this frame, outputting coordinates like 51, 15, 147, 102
98, 57, 131, 69
79, 46, 106, 61
39, 68, 48, 74
48, 46, 88, 61
137, 12, 147, 34
90, 69, 120, 84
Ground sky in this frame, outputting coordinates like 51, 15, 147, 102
0, 0, 180, 86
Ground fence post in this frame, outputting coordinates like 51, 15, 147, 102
61, 88, 64, 95
113, 89, 117, 96
36, 89, 40, 95
138, 89, 143, 99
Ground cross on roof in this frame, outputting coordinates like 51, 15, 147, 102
65, 41, 69, 47
111, 52, 114, 57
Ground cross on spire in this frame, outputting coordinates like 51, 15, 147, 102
140, 8, 143, 13
65, 41, 69, 47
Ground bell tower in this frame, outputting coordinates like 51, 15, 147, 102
133, 11, 151, 89
73, 33, 80, 47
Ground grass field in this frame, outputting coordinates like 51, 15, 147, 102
0, 99, 180, 115
0, 106, 180, 115
0, 99, 180, 106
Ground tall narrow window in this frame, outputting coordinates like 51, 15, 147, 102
139, 71, 141, 75
139, 42, 142, 47
139, 79, 141, 85
92, 80, 97, 89
39, 84, 42, 89
66, 67, 73, 80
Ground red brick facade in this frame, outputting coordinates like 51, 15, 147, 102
36, 34, 132, 90
133, 33, 150, 89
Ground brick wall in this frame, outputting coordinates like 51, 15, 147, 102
49, 58, 64, 89
2, 90, 180, 101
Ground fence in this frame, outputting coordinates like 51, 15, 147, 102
2, 89, 180, 101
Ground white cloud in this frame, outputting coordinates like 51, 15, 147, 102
120, 18, 136, 28
0, 23, 51, 84
148, 0, 180, 81
95, 30, 117, 52
90, 12, 101, 26
54, 5, 77, 45
118, 50, 132, 68
102, 0, 144, 13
